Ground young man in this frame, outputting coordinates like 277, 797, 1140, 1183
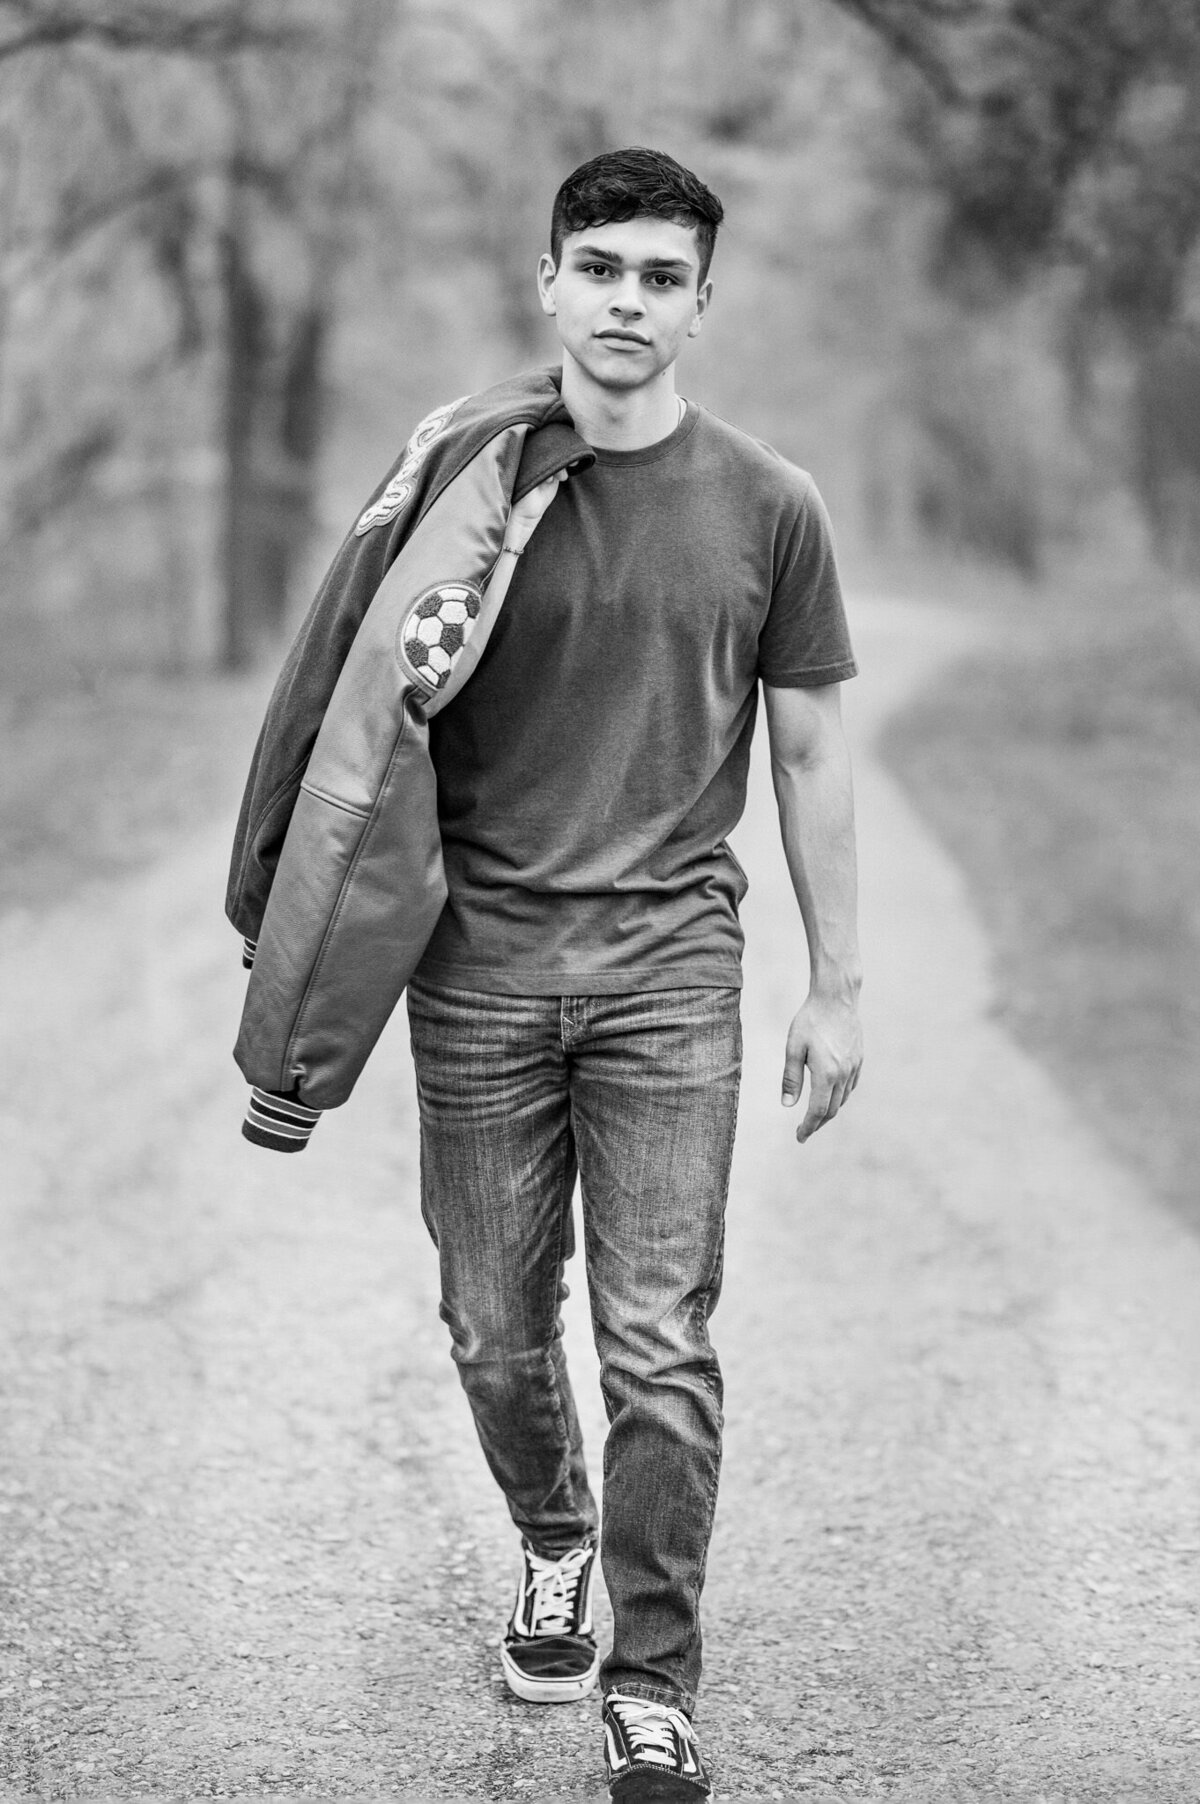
404, 148, 863, 1799
229, 142, 860, 1799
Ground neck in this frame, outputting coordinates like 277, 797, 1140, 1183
560, 356, 681, 450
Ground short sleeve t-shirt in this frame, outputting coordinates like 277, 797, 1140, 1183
415, 400, 856, 994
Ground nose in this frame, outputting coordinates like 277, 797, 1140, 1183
608, 274, 645, 320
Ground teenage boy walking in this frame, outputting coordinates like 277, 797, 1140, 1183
406, 148, 861, 1800
231, 144, 861, 1801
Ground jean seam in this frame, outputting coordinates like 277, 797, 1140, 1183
541, 1099, 584, 1534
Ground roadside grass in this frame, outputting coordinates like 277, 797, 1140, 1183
881, 571, 1200, 1232
0, 671, 270, 918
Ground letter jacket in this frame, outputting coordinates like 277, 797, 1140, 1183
226, 368, 593, 1151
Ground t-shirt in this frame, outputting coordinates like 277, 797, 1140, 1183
415, 400, 856, 995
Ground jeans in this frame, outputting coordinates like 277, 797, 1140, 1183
406, 980, 742, 1713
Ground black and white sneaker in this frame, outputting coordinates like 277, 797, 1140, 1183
603, 1690, 713, 1799
499, 1539, 599, 1703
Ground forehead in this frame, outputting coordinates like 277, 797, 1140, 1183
559, 215, 701, 270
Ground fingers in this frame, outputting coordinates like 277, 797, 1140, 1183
789, 1065, 860, 1142
782, 1002, 862, 1142
796, 1080, 834, 1143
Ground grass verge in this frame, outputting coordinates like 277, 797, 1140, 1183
0, 672, 270, 918
881, 582, 1200, 1232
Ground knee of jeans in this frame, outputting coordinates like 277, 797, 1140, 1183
446, 1334, 574, 1430
593, 1287, 720, 1388
440, 1293, 564, 1370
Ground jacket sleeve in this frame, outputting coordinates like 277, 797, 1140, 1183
222, 401, 479, 941
224, 519, 399, 940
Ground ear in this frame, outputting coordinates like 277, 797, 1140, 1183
687, 278, 713, 340
536, 252, 558, 317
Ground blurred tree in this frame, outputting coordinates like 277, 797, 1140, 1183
830, 0, 1200, 570
0, 0, 394, 672
212, 0, 395, 667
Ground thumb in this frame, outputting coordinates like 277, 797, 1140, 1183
782, 1036, 808, 1107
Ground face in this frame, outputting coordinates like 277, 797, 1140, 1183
537, 216, 711, 392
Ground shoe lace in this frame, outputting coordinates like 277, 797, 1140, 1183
607, 1692, 695, 1768
524, 1544, 591, 1638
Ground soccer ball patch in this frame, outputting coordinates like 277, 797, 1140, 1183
401, 582, 482, 689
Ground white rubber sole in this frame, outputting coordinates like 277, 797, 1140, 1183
499, 1638, 600, 1704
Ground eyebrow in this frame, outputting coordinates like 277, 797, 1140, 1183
570, 243, 694, 271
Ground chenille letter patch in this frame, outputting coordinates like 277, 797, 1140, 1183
355, 394, 470, 536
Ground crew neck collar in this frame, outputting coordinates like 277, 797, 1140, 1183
588, 400, 698, 466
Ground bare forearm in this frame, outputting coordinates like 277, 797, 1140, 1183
763, 680, 863, 1138
771, 733, 861, 1000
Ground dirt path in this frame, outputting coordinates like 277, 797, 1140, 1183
2, 596, 1198, 1802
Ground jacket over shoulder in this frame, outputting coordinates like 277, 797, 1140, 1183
226, 368, 589, 941
227, 368, 593, 1148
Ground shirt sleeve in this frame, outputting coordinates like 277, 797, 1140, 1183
756, 474, 857, 687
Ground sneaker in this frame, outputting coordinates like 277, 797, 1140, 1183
499, 1539, 599, 1703
603, 1690, 713, 1799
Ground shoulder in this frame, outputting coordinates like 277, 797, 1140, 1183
354, 368, 567, 539
689, 406, 820, 521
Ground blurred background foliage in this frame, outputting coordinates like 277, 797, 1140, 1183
4, 0, 1200, 679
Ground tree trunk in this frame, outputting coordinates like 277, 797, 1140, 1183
218, 188, 326, 671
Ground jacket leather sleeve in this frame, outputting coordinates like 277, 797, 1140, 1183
224, 520, 397, 941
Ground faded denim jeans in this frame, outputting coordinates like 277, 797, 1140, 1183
405, 980, 742, 1713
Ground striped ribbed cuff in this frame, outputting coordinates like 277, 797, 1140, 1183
241, 936, 258, 970
242, 1087, 322, 1153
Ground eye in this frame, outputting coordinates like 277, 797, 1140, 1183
582, 263, 614, 278
648, 272, 680, 287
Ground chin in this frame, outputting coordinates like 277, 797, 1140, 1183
580, 353, 665, 391
594, 368, 652, 391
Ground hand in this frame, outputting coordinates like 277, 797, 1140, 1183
506, 470, 567, 550
781, 991, 863, 1143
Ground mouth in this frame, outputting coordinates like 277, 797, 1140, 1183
596, 330, 651, 347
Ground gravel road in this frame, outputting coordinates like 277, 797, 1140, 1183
2, 596, 1198, 1802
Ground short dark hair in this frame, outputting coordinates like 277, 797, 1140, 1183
550, 146, 724, 284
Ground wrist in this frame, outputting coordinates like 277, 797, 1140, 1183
808, 959, 862, 1004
